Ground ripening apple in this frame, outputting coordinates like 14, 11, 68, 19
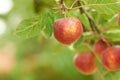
102, 45, 120, 71
54, 18, 83, 45
94, 39, 108, 56
74, 52, 97, 75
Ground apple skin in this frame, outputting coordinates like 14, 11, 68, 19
94, 39, 108, 56
74, 52, 97, 75
118, 13, 120, 26
102, 45, 120, 71
54, 18, 83, 45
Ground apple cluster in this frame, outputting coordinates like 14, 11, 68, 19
74, 39, 120, 75
95, 39, 120, 71
53, 17, 120, 75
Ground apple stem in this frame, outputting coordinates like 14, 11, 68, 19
60, 0, 67, 18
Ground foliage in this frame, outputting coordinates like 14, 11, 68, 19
0, 0, 120, 80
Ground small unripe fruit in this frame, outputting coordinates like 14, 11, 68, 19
74, 52, 97, 75
94, 39, 108, 56
54, 18, 83, 45
102, 45, 120, 71
118, 13, 120, 26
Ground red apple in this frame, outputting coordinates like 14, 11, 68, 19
118, 13, 120, 26
102, 45, 120, 71
74, 52, 97, 75
94, 39, 108, 56
54, 18, 83, 45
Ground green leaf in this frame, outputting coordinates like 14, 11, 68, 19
14, 9, 56, 39
14, 17, 43, 39
66, 10, 79, 17
104, 30, 120, 41
73, 36, 91, 52
82, 30, 120, 42
82, 0, 120, 15
74, 35, 84, 48
104, 71, 120, 80
43, 10, 55, 37
78, 14, 90, 28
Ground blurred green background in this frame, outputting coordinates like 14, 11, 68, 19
0, 0, 120, 80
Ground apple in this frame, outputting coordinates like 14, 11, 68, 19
102, 45, 120, 71
74, 52, 97, 75
54, 18, 83, 45
94, 39, 108, 56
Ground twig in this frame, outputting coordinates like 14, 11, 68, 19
34, 0, 41, 13
82, 23, 87, 32
76, 0, 99, 33
88, 16, 96, 32
60, 0, 64, 4
76, 0, 87, 32
100, 34, 112, 47
70, 2, 120, 10
77, 0, 84, 14
70, 0, 78, 9
84, 9, 101, 34
72, 0, 111, 47
60, 0, 67, 17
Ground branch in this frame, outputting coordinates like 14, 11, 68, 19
77, 0, 100, 34
34, 0, 41, 13
86, 13, 100, 33
60, 0, 67, 17
71, 2, 120, 10
77, 0, 84, 14
82, 24, 87, 32
76, 0, 87, 32
60, 0, 64, 4
76, 0, 112, 47
70, 0, 78, 9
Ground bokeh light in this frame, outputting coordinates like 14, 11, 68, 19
0, 0, 13, 14
0, 19, 6, 35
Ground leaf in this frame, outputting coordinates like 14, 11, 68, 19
78, 14, 90, 28
82, 30, 120, 42
104, 30, 120, 41
14, 17, 43, 39
43, 10, 55, 37
81, 0, 120, 15
103, 71, 120, 80
74, 35, 84, 48
51, 47, 94, 80
73, 36, 91, 52
66, 10, 79, 17
14, 9, 56, 39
